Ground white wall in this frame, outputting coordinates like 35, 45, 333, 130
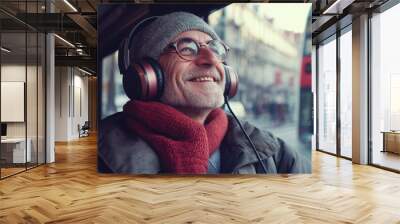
55, 66, 69, 141
1, 82, 25, 122
1, 65, 37, 137
55, 67, 89, 141
1, 64, 26, 81
71, 72, 89, 138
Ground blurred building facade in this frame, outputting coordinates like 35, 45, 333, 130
209, 4, 304, 126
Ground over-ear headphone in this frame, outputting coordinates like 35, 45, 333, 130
118, 16, 239, 101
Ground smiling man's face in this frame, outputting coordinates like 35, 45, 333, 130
158, 30, 226, 111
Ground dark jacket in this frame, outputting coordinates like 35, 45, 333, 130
98, 112, 310, 174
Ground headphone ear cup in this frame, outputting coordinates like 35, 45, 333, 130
122, 64, 142, 100
122, 58, 165, 101
224, 65, 239, 99
118, 38, 130, 75
145, 58, 164, 99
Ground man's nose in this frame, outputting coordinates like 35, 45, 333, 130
194, 47, 220, 67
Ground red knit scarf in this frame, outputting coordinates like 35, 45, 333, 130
122, 100, 228, 174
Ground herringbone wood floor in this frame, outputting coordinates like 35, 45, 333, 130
1, 134, 400, 224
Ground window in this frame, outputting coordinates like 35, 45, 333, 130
371, 3, 400, 171
317, 36, 337, 154
339, 28, 352, 158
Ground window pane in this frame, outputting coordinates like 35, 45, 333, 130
318, 37, 337, 154
371, 4, 400, 171
1, 30, 28, 177
27, 31, 38, 169
38, 32, 45, 165
340, 29, 352, 158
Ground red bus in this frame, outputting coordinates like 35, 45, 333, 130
298, 12, 313, 143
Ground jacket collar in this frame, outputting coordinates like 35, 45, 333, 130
220, 115, 279, 173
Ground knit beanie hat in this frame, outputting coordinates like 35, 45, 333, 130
130, 11, 221, 62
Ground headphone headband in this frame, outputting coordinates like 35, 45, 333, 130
119, 15, 238, 101
127, 16, 160, 52
119, 16, 159, 75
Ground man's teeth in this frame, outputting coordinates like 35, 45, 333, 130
192, 77, 215, 82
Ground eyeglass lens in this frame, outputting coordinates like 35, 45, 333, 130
176, 38, 227, 61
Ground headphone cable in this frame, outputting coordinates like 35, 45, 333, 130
224, 96, 268, 174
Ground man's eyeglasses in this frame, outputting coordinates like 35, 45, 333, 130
164, 37, 230, 62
